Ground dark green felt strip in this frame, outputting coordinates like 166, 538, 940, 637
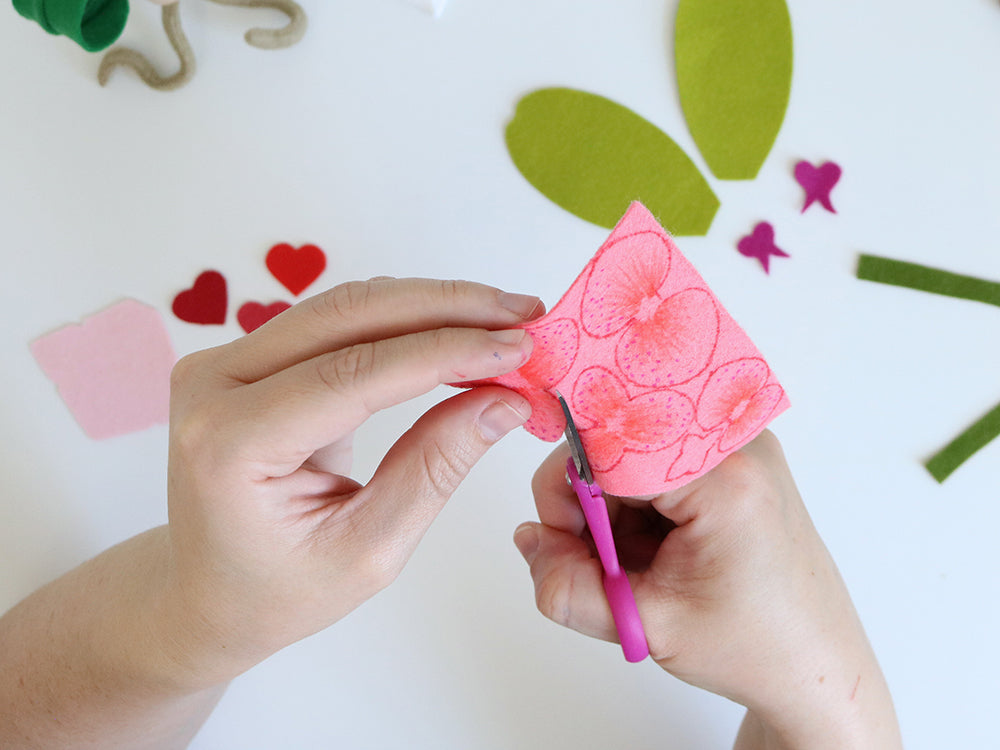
857, 255, 1000, 308
926, 401, 1000, 482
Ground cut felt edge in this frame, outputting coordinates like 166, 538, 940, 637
30, 299, 176, 440
460, 201, 788, 497
675, 0, 793, 180
925, 401, 1000, 483
857, 254, 1000, 482
505, 88, 720, 234
857, 254, 1000, 308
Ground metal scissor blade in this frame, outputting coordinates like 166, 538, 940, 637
554, 391, 594, 485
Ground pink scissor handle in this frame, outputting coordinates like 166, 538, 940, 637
567, 458, 649, 663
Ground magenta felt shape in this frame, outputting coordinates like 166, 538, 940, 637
31, 300, 177, 440
738, 221, 790, 274
466, 202, 789, 497
795, 160, 842, 213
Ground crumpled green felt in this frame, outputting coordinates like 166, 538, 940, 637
505, 87, 719, 235
13, 0, 128, 52
675, 0, 793, 180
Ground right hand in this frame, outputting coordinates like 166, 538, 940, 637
516, 432, 902, 749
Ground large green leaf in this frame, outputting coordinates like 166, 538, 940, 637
676, 0, 793, 180
505, 87, 719, 235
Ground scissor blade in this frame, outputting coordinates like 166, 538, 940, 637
554, 391, 594, 485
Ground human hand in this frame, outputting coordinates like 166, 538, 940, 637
515, 432, 902, 749
161, 278, 541, 686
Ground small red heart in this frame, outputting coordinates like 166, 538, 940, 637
237, 301, 292, 333
266, 243, 326, 297
172, 271, 228, 325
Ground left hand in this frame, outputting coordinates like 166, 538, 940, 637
160, 277, 542, 686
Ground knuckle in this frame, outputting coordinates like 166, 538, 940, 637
169, 349, 212, 393
316, 280, 376, 324
420, 438, 474, 500
317, 342, 377, 394
358, 550, 404, 594
421, 326, 452, 357
714, 448, 778, 521
347, 521, 407, 593
170, 399, 220, 463
437, 278, 463, 304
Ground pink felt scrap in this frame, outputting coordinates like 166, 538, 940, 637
465, 202, 789, 497
30, 299, 177, 440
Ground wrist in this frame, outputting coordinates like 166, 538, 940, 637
148, 533, 269, 692
735, 647, 901, 750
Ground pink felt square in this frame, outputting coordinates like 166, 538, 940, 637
466, 202, 789, 496
31, 299, 177, 440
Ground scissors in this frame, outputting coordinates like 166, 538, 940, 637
555, 392, 649, 663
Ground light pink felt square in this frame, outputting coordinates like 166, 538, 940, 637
466, 202, 789, 497
31, 299, 177, 440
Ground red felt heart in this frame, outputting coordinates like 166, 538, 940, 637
172, 270, 228, 325
237, 301, 292, 333
266, 243, 326, 296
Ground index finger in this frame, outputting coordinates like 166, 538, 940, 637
216, 325, 534, 477
217, 278, 544, 384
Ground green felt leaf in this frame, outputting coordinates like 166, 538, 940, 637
675, 0, 793, 180
505, 88, 720, 235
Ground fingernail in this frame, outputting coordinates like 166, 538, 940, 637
513, 523, 539, 563
478, 399, 529, 443
488, 328, 528, 346
498, 292, 543, 320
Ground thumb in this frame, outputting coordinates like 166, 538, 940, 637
356, 387, 529, 565
513, 522, 620, 645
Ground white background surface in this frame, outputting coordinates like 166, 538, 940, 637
2, 1, 999, 747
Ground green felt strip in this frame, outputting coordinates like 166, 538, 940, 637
13, 0, 128, 52
926, 401, 1000, 482
505, 88, 719, 235
675, 0, 793, 180
857, 255, 1000, 308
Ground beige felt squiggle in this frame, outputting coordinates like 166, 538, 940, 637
97, 3, 196, 91
205, 0, 307, 50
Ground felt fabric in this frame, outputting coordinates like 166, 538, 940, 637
266, 243, 326, 296
925, 402, 1000, 483
172, 270, 228, 325
795, 160, 842, 213
13, 0, 129, 52
857, 255, 1000, 308
237, 301, 291, 333
505, 88, 719, 235
464, 202, 789, 497
675, 0, 793, 180
738, 222, 789, 273
30, 300, 176, 440
858, 254, 1000, 481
